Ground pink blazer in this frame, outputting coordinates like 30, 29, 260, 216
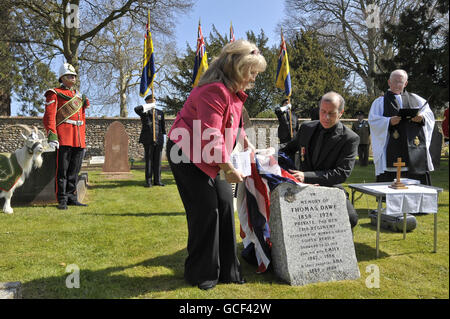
169, 82, 247, 178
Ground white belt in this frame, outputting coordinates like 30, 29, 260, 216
65, 119, 84, 126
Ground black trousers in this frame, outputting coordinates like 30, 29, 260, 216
56, 146, 84, 204
143, 143, 162, 184
167, 140, 243, 286
376, 170, 431, 186
336, 186, 358, 229
358, 144, 369, 166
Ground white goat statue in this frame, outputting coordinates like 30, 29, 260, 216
0, 125, 45, 214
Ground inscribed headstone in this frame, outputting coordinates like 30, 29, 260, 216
269, 183, 360, 286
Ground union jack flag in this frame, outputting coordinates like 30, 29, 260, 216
237, 151, 303, 273
230, 21, 235, 43
192, 21, 208, 87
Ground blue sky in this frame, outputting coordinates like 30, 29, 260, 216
10, 0, 286, 116
175, 0, 286, 50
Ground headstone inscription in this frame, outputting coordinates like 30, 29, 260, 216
269, 183, 360, 286
89, 156, 105, 165
103, 121, 130, 173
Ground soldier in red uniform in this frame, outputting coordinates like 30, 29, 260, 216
43, 63, 89, 210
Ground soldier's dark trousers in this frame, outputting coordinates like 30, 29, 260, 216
358, 144, 370, 166
56, 146, 84, 204
143, 143, 162, 185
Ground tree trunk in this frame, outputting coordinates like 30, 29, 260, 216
0, 89, 11, 116
119, 72, 128, 117
62, 0, 80, 76
120, 91, 128, 117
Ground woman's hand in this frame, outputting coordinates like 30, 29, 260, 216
225, 169, 244, 183
219, 162, 244, 183
243, 136, 256, 153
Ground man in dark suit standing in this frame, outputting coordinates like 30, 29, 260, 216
279, 91, 359, 228
134, 95, 166, 187
351, 110, 371, 166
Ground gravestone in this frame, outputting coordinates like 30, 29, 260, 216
269, 183, 360, 286
0, 282, 22, 299
103, 121, 130, 174
76, 173, 88, 203
11, 150, 57, 204
89, 156, 105, 166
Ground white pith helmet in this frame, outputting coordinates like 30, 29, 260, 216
59, 63, 77, 80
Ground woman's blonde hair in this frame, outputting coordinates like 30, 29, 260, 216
198, 39, 267, 92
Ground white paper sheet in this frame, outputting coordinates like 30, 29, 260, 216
230, 150, 252, 177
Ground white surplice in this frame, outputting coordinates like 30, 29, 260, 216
368, 92, 435, 176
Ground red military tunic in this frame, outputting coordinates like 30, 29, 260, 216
43, 86, 89, 148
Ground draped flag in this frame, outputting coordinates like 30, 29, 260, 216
139, 10, 156, 97
237, 151, 304, 273
230, 21, 235, 43
275, 31, 292, 97
192, 21, 208, 87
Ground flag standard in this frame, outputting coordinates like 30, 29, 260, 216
230, 21, 235, 43
192, 21, 208, 87
139, 10, 156, 97
275, 31, 292, 98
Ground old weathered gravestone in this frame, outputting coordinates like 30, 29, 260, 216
0, 282, 22, 299
269, 183, 360, 286
10, 150, 57, 204
103, 121, 130, 174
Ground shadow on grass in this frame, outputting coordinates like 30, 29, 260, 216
354, 242, 390, 261
22, 248, 189, 298
88, 178, 176, 189
21, 246, 282, 298
86, 211, 185, 218
236, 243, 283, 285
358, 221, 404, 234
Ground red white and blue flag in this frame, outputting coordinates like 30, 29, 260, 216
237, 151, 303, 273
230, 21, 235, 43
192, 21, 208, 87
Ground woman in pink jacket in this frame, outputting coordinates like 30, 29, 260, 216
167, 40, 266, 290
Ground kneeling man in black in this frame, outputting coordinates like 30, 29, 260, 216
279, 91, 359, 228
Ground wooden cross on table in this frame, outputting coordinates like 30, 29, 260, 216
389, 157, 408, 189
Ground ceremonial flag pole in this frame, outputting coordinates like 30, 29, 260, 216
275, 29, 293, 137
139, 9, 156, 98
192, 20, 208, 87
230, 21, 235, 43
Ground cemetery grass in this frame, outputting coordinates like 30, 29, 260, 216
0, 160, 448, 299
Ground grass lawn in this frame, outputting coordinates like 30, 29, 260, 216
0, 159, 448, 299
